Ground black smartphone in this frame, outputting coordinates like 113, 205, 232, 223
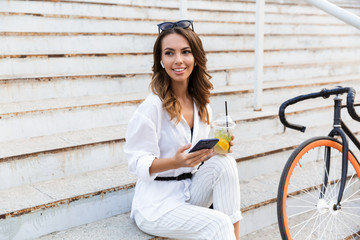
189, 138, 219, 153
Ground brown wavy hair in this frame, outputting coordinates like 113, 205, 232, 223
150, 27, 213, 124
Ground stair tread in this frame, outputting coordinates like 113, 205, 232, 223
0, 99, 333, 159
3, 122, 359, 215
1, 58, 360, 81
37, 212, 158, 240
1, 73, 360, 115
0, 125, 127, 159
0, 164, 136, 216
2, 91, 360, 160
240, 222, 280, 240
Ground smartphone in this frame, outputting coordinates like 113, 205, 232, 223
189, 138, 219, 153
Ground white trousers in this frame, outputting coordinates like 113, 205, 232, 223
134, 155, 242, 240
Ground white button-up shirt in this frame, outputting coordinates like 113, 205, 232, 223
125, 93, 211, 221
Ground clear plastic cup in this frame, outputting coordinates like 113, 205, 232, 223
212, 115, 236, 154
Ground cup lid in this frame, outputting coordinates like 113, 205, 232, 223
212, 115, 236, 128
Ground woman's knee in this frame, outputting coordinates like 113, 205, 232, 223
209, 155, 238, 178
203, 212, 235, 240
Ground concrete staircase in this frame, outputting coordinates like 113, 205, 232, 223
0, 0, 360, 239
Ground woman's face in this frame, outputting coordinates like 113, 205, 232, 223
161, 33, 195, 85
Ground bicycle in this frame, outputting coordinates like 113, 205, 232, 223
277, 86, 360, 239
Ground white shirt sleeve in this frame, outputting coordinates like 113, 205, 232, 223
125, 111, 160, 182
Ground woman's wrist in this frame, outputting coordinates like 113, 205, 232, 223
149, 156, 178, 175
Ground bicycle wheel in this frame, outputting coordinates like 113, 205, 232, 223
277, 136, 360, 240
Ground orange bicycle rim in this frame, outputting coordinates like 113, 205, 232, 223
282, 139, 360, 240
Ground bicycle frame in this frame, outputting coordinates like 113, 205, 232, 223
322, 94, 360, 209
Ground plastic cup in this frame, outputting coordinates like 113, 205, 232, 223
212, 115, 236, 154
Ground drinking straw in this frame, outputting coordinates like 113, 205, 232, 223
225, 101, 229, 133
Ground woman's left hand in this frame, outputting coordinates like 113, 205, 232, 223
208, 135, 235, 158
228, 135, 235, 153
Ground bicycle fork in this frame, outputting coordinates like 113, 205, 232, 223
321, 94, 349, 210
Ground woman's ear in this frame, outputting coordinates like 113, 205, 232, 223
160, 60, 165, 68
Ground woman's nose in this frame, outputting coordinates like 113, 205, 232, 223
174, 53, 183, 64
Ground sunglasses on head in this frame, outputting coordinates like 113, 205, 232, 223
157, 20, 194, 34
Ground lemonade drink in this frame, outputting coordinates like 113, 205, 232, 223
212, 116, 235, 154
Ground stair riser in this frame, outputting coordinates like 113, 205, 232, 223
2, 34, 360, 55
2, 49, 360, 80
0, 94, 314, 141
211, 80, 360, 112
2, 85, 359, 142
0, 142, 295, 190
239, 202, 277, 237
0, 104, 138, 142
228, 62, 360, 85
0, 55, 154, 80
0, 0, 329, 15
0, 141, 125, 190
1, 14, 358, 35
4, 108, 359, 190
2, 70, 358, 104
1, 1, 341, 23
0, 188, 134, 240
0, 75, 152, 103
238, 127, 360, 181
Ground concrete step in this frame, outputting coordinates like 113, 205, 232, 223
5, 47, 360, 78
0, 151, 290, 239
1, 70, 359, 104
211, 76, 360, 112
2, 91, 360, 190
2, 118, 360, 239
35, 168, 285, 239
36, 131, 360, 239
1, 76, 359, 141
2, 32, 360, 55
0, 164, 136, 240
36, 212, 159, 240
0, 125, 127, 191
1, 45, 360, 80
0, 93, 142, 141
0, 0, 350, 24
240, 222, 280, 240
1, 12, 358, 35
226, 60, 360, 86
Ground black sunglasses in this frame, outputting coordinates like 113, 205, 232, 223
157, 20, 194, 34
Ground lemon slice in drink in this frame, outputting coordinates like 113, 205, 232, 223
214, 138, 229, 154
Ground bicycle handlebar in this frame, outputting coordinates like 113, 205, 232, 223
279, 87, 360, 132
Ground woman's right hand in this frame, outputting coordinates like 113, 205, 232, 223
173, 144, 213, 168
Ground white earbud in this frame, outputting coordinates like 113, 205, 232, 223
160, 60, 164, 68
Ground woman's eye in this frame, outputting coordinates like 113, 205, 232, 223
164, 51, 173, 56
183, 50, 191, 54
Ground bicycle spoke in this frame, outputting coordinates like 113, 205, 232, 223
343, 197, 360, 203
288, 206, 317, 219
288, 205, 317, 209
342, 184, 360, 203
305, 214, 321, 240
291, 211, 321, 239
339, 210, 360, 219
287, 193, 318, 208
318, 214, 333, 239
336, 214, 360, 238
302, 213, 331, 239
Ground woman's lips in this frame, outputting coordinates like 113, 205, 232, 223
173, 68, 186, 74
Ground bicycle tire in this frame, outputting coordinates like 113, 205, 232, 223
277, 136, 360, 240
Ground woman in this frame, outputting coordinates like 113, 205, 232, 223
125, 20, 242, 240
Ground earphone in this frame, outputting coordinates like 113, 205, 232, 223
160, 60, 164, 68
